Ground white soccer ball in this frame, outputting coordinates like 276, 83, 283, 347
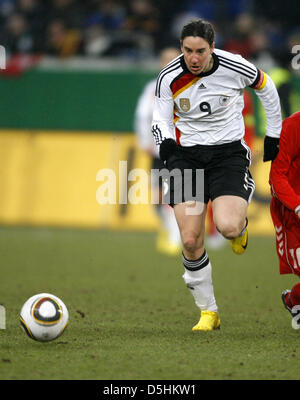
20, 293, 69, 342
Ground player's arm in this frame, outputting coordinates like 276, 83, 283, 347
151, 78, 178, 163
249, 69, 282, 161
269, 122, 300, 215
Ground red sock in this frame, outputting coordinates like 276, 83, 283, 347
290, 282, 300, 306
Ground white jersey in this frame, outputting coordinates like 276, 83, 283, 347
152, 48, 282, 148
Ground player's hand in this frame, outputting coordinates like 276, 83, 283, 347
297, 210, 300, 219
159, 138, 179, 162
159, 138, 186, 171
263, 136, 279, 162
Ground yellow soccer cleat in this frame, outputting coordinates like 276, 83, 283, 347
192, 310, 221, 332
230, 228, 248, 255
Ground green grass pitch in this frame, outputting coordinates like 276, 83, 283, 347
0, 226, 299, 380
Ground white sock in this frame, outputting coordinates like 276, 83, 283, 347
182, 251, 218, 312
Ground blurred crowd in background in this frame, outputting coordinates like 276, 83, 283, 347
0, 0, 299, 70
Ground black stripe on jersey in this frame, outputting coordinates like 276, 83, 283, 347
248, 68, 261, 88
217, 54, 257, 77
219, 60, 256, 79
155, 59, 182, 97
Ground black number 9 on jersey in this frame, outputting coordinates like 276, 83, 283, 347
199, 102, 212, 115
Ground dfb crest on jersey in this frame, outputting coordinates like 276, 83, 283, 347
219, 95, 230, 106
179, 98, 190, 112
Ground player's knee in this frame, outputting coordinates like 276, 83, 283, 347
181, 232, 203, 253
216, 221, 241, 240
182, 236, 197, 252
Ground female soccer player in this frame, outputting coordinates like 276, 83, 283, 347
151, 19, 282, 331
269, 112, 300, 328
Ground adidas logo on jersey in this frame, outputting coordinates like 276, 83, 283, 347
198, 83, 207, 89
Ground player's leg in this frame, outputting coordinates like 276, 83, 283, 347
282, 283, 300, 329
208, 140, 254, 254
174, 201, 220, 331
174, 201, 206, 259
270, 197, 300, 327
282, 283, 300, 313
270, 196, 300, 276
205, 200, 226, 250
212, 195, 248, 254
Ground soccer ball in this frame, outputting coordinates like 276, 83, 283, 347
20, 293, 69, 342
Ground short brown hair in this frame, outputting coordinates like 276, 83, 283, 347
180, 19, 215, 47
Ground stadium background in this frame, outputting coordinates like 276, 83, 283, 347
0, 0, 300, 235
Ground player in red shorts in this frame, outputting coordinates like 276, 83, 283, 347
269, 111, 300, 328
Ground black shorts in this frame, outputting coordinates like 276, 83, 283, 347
152, 156, 165, 171
161, 140, 255, 206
